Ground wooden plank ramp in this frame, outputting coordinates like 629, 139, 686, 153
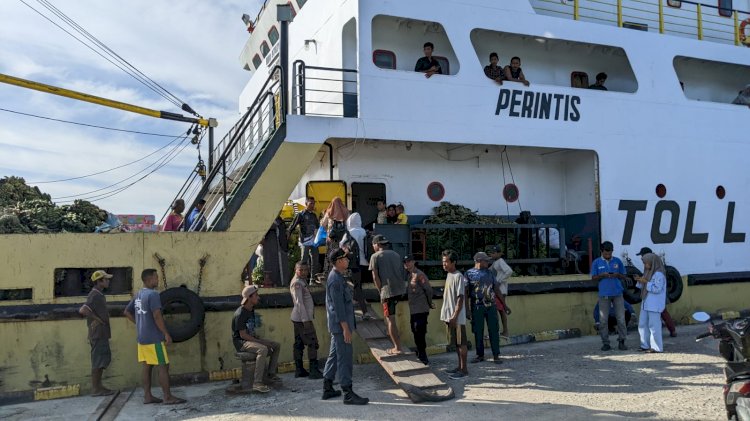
356, 307, 454, 403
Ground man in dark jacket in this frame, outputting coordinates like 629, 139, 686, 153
288, 197, 320, 281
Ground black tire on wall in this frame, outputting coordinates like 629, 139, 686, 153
159, 287, 205, 343
622, 265, 643, 305
665, 265, 684, 303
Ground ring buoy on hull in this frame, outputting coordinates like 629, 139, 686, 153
665, 265, 683, 303
160, 287, 205, 343
622, 265, 643, 305
741, 18, 750, 46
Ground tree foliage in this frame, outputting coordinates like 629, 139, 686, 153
0, 176, 108, 234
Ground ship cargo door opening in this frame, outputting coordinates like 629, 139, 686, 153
351, 182, 385, 229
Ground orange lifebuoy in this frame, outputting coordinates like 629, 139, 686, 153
741, 18, 750, 46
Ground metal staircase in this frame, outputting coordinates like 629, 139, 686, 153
161, 66, 286, 232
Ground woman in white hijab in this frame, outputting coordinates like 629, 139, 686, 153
635, 253, 667, 353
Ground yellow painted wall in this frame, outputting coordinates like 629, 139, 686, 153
2, 276, 749, 394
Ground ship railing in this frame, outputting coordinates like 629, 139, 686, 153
533, 0, 750, 46
409, 223, 571, 274
292, 60, 358, 118
159, 66, 284, 230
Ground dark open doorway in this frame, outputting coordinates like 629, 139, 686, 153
351, 182, 385, 230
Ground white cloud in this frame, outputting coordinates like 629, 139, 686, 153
0, 0, 265, 218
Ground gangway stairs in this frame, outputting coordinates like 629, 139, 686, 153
161, 66, 319, 233
356, 306, 454, 403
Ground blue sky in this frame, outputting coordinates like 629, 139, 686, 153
0, 0, 264, 218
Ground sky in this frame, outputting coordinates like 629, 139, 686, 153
0, 0, 265, 219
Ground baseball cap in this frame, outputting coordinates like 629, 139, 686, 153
473, 252, 491, 262
403, 254, 415, 262
91, 270, 113, 282
241, 285, 259, 305
328, 248, 349, 263
371, 234, 390, 245
486, 245, 501, 254
636, 247, 653, 256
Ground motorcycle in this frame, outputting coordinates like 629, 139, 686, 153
693, 311, 750, 420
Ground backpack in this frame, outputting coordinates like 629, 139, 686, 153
329, 220, 347, 244
342, 232, 360, 269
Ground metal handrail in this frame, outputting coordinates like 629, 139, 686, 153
535, 0, 749, 46
162, 65, 285, 231
293, 60, 358, 117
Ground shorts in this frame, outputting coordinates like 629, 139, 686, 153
90, 338, 111, 369
447, 323, 468, 347
137, 342, 170, 366
382, 297, 398, 317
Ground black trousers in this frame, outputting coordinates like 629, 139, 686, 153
410, 312, 429, 361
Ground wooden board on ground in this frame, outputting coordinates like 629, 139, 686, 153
355, 307, 454, 403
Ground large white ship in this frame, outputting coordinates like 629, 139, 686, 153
1, 0, 749, 401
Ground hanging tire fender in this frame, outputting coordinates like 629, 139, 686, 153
159, 287, 206, 343
622, 265, 643, 305
665, 265, 684, 303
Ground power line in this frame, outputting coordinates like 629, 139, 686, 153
17, 0, 183, 110
29, 133, 186, 184
34, 0, 191, 112
52, 134, 190, 200
0, 107, 179, 137
56, 137, 195, 204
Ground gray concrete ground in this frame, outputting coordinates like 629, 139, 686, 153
0, 324, 727, 421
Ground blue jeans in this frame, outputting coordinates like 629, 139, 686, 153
323, 333, 353, 388
472, 305, 500, 358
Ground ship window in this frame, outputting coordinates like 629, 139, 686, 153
674, 56, 750, 104
471, 29, 638, 93
371, 15, 460, 75
0, 288, 32, 301
718, 0, 732, 17
434, 56, 450, 75
296, 0, 306, 8
268, 26, 279, 46
260, 41, 270, 58
373, 49, 396, 69
667, 0, 681, 7
53, 267, 133, 297
252, 54, 262, 69
571, 71, 589, 88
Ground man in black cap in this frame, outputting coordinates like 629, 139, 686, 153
636, 247, 676, 337
369, 234, 407, 355
322, 248, 369, 405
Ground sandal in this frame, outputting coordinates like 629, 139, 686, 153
163, 397, 187, 405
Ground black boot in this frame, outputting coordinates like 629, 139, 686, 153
294, 359, 309, 378
308, 359, 323, 379
342, 386, 369, 405
322, 379, 341, 400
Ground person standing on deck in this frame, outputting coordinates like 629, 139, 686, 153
591, 241, 628, 351
79, 270, 115, 396
341, 212, 369, 317
289, 262, 323, 379
466, 252, 505, 365
369, 234, 407, 355
162, 199, 185, 231
404, 255, 434, 365
441, 250, 469, 379
124, 269, 186, 405
288, 197, 321, 282
322, 248, 369, 405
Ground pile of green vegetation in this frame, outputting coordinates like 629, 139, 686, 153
0, 176, 108, 234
